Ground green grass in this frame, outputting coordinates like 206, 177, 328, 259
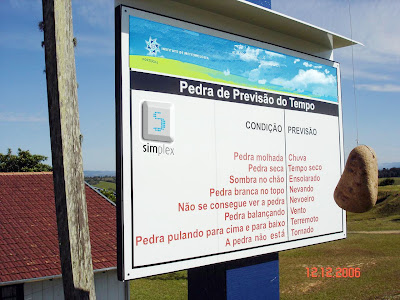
378, 177, 400, 185
378, 185, 400, 192
280, 181, 400, 299
347, 182, 400, 231
129, 232, 400, 300
130, 271, 187, 300
347, 215, 400, 231
93, 181, 116, 192
280, 233, 400, 299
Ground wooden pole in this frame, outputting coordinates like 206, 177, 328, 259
42, 0, 96, 299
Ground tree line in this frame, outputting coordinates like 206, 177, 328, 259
379, 168, 400, 178
0, 148, 51, 172
84, 176, 115, 186
0, 148, 116, 202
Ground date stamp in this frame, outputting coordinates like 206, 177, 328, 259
306, 267, 361, 278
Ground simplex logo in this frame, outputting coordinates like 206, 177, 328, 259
143, 142, 175, 156
142, 101, 175, 156
145, 37, 161, 56
142, 101, 174, 143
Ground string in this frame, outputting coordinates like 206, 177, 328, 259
348, 0, 359, 146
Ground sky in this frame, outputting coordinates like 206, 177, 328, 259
0, 0, 399, 171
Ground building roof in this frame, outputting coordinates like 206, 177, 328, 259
0, 172, 116, 285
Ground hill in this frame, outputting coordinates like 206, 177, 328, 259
85, 176, 115, 186
84, 170, 115, 177
347, 178, 400, 231
94, 181, 116, 192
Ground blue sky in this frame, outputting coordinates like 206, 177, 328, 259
0, 0, 399, 170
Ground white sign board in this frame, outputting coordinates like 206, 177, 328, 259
116, 6, 345, 280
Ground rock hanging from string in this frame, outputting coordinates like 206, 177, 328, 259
334, 145, 378, 213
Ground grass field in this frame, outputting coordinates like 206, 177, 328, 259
130, 232, 400, 300
93, 181, 116, 192
130, 272, 188, 300
127, 179, 400, 299
280, 233, 400, 299
281, 180, 400, 299
347, 178, 400, 232
379, 177, 400, 185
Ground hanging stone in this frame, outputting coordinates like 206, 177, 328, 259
334, 145, 378, 213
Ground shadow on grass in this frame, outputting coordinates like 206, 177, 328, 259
147, 272, 187, 281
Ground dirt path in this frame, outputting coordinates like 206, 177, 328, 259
348, 230, 400, 234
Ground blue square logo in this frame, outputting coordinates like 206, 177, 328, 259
142, 101, 174, 143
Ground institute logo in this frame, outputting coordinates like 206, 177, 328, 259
145, 37, 161, 56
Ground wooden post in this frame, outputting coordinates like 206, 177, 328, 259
42, 0, 96, 299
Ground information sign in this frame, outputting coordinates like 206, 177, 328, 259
117, 6, 345, 280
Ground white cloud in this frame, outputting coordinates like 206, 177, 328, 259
296, 69, 336, 85
324, 69, 330, 74
294, 59, 300, 64
314, 66, 322, 69
312, 86, 335, 98
259, 61, 280, 68
303, 62, 313, 68
274, 0, 400, 67
356, 72, 391, 81
247, 60, 280, 82
346, 2, 400, 66
183, 30, 200, 37
264, 50, 286, 58
72, 0, 114, 28
0, 112, 46, 122
356, 83, 400, 92
223, 69, 230, 76
248, 68, 261, 82
339, 65, 393, 81
258, 79, 267, 84
232, 45, 263, 62
271, 69, 336, 90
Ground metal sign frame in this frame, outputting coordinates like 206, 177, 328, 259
116, 5, 345, 281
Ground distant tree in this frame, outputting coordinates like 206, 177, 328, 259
98, 189, 116, 203
379, 178, 395, 186
379, 168, 400, 178
0, 148, 52, 172
84, 176, 116, 186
